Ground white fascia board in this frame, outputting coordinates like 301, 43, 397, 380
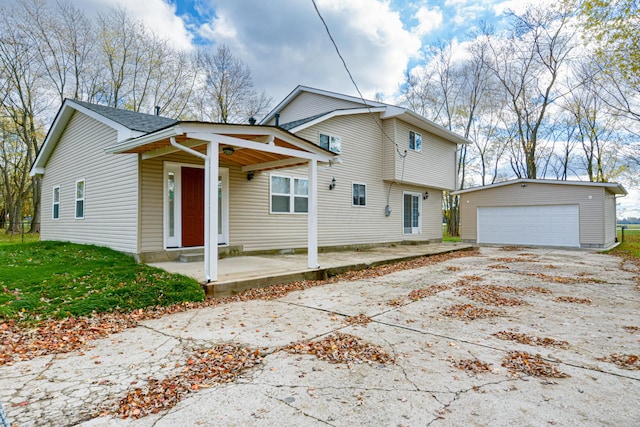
452, 179, 628, 195
288, 107, 386, 133
260, 85, 387, 125
105, 126, 183, 154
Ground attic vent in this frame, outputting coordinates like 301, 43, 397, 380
155, 106, 160, 116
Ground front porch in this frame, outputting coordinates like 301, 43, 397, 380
148, 242, 474, 297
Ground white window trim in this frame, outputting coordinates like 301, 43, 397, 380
319, 132, 342, 154
75, 179, 85, 220
402, 191, 422, 235
52, 185, 60, 220
270, 173, 309, 214
409, 130, 422, 152
351, 182, 367, 207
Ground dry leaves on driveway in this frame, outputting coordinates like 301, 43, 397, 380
99, 343, 263, 419
554, 296, 592, 304
285, 332, 394, 365
502, 351, 569, 378
343, 313, 372, 327
441, 304, 504, 320
493, 331, 569, 349
597, 353, 640, 370
449, 357, 493, 372
457, 285, 527, 307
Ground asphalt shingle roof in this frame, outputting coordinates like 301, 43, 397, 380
71, 100, 179, 133
279, 112, 330, 130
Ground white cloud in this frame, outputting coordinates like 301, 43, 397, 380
63, 0, 193, 50
198, 0, 421, 102
414, 6, 443, 37
492, 0, 556, 17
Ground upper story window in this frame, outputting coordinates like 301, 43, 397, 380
352, 183, 366, 207
409, 130, 422, 152
52, 186, 60, 220
75, 179, 85, 219
270, 175, 308, 214
319, 133, 342, 154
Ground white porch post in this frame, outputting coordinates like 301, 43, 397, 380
204, 141, 219, 282
308, 159, 318, 268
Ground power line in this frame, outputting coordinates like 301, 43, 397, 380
310, 0, 407, 162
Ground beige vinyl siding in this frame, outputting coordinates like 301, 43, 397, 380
228, 113, 442, 251
604, 192, 616, 247
139, 152, 205, 252
393, 120, 456, 189
267, 91, 364, 125
458, 183, 606, 247
40, 112, 138, 253
382, 118, 397, 181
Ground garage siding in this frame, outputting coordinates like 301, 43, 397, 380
459, 183, 606, 247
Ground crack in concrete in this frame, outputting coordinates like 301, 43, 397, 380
264, 392, 336, 426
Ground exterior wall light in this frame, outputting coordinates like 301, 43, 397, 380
329, 177, 336, 190
423, 191, 429, 200
247, 171, 255, 181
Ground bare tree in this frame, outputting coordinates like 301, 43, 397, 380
484, 3, 577, 179
194, 44, 272, 123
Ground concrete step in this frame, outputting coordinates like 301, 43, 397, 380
179, 253, 204, 263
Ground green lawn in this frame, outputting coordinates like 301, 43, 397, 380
608, 227, 640, 262
0, 229, 40, 245
0, 241, 204, 323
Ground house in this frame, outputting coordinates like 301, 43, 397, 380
30, 86, 469, 282
453, 179, 627, 249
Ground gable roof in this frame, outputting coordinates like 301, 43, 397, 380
452, 178, 627, 195
31, 99, 178, 176
261, 85, 470, 145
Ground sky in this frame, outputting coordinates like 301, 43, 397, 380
36, 0, 640, 216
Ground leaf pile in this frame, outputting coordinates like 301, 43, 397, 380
521, 272, 604, 284
502, 351, 569, 378
461, 275, 484, 281
445, 266, 461, 272
1, 249, 480, 365
457, 285, 527, 306
103, 344, 263, 419
597, 353, 640, 370
554, 296, 592, 304
488, 264, 510, 269
344, 313, 372, 327
493, 331, 569, 349
622, 326, 639, 333
449, 357, 493, 372
408, 284, 452, 300
285, 332, 394, 365
491, 257, 537, 263
441, 304, 504, 320
500, 246, 523, 251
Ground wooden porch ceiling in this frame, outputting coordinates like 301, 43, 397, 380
124, 133, 308, 171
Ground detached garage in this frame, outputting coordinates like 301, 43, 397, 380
453, 179, 627, 249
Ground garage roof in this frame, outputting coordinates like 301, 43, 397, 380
452, 179, 627, 196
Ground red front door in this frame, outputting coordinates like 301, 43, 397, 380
181, 167, 204, 247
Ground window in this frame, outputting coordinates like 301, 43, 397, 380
319, 133, 342, 154
75, 179, 85, 219
52, 186, 60, 220
409, 130, 422, 152
270, 175, 308, 214
352, 183, 366, 207
403, 192, 421, 234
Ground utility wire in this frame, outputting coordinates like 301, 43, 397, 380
311, 0, 407, 164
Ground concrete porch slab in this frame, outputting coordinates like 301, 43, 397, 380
149, 242, 474, 297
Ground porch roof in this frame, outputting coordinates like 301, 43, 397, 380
105, 122, 336, 171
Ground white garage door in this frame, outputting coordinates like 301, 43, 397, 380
477, 205, 580, 247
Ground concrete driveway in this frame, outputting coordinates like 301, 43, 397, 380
2, 247, 639, 426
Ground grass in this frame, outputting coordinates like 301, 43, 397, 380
608, 227, 640, 262
0, 241, 205, 324
0, 228, 40, 245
